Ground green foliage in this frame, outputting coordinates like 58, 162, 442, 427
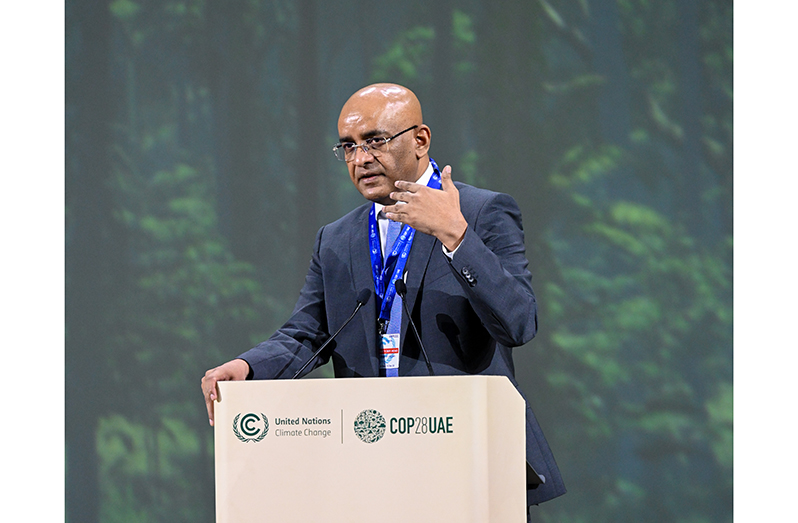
100, 159, 274, 520
458, 149, 484, 187
705, 382, 733, 468
110, 161, 270, 356
110, 0, 141, 21
97, 411, 207, 522
539, 141, 732, 521
371, 26, 436, 83
452, 9, 475, 46
371, 9, 478, 84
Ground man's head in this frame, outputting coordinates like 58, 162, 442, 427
336, 83, 431, 205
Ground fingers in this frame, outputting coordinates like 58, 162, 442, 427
201, 373, 218, 426
385, 184, 418, 218
200, 359, 250, 427
205, 390, 216, 427
440, 165, 456, 190
389, 179, 429, 206
388, 189, 412, 204
382, 199, 411, 219
393, 180, 422, 192
394, 165, 454, 192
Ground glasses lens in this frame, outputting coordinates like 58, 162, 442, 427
367, 137, 388, 152
333, 144, 351, 161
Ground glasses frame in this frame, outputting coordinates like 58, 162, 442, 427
332, 125, 418, 162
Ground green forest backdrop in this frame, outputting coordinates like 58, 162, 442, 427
65, 0, 733, 521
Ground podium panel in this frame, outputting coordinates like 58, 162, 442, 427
215, 375, 526, 522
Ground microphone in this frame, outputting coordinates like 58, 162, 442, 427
394, 279, 434, 376
292, 289, 372, 379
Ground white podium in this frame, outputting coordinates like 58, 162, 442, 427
214, 375, 527, 522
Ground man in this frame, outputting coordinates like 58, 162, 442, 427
201, 83, 566, 509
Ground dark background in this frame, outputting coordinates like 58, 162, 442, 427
64, 1, 733, 521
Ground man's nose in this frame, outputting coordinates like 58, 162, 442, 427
351, 144, 374, 165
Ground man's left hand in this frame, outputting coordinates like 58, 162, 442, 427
384, 165, 468, 251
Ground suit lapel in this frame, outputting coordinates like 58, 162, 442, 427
401, 230, 436, 348
350, 205, 379, 376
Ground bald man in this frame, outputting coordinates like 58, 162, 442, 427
202, 84, 566, 510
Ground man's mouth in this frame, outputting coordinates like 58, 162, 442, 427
358, 172, 383, 182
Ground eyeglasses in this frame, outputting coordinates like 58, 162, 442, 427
332, 125, 418, 162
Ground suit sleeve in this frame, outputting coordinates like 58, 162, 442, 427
237, 226, 330, 379
445, 191, 537, 347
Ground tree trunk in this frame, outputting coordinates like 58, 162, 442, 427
65, 0, 116, 520
294, 0, 324, 288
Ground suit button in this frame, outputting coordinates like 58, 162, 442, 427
461, 267, 477, 287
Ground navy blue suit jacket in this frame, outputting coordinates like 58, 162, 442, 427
239, 182, 566, 506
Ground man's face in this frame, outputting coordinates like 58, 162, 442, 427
337, 101, 421, 205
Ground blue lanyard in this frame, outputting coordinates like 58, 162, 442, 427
369, 159, 443, 333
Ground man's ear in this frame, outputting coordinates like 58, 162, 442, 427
414, 125, 431, 158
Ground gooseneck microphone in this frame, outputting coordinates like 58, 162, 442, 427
292, 289, 372, 379
394, 279, 434, 376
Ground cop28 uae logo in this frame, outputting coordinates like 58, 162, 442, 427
353, 409, 386, 443
233, 413, 269, 443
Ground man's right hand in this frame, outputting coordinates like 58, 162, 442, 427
201, 358, 251, 426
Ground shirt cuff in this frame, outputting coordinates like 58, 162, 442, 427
442, 241, 462, 259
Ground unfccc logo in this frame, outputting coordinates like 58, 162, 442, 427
353, 409, 386, 443
233, 413, 269, 443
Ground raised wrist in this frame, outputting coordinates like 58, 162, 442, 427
441, 218, 468, 251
